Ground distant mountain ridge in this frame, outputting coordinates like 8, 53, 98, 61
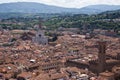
0, 2, 120, 14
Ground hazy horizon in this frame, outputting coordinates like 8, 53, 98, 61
0, 0, 120, 8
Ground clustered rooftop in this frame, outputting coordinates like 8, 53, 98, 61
0, 28, 119, 80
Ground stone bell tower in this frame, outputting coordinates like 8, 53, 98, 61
98, 40, 107, 73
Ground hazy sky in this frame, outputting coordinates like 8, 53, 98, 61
0, 0, 120, 8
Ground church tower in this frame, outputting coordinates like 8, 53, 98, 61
98, 40, 107, 73
32, 18, 48, 45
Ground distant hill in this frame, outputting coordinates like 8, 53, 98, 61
99, 9, 120, 14
43, 9, 120, 30
0, 2, 78, 13
98, 9, 120, 19
82, 5, 120, 13
0, 2, 120, 14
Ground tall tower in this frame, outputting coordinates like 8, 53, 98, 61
98, 40, 107, 73
32, 18, 48, 45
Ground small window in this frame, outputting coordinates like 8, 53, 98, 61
39, 34, 41, 37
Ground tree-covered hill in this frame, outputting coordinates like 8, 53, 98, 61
0, 9, 120, 31
44, 9, 120, 30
